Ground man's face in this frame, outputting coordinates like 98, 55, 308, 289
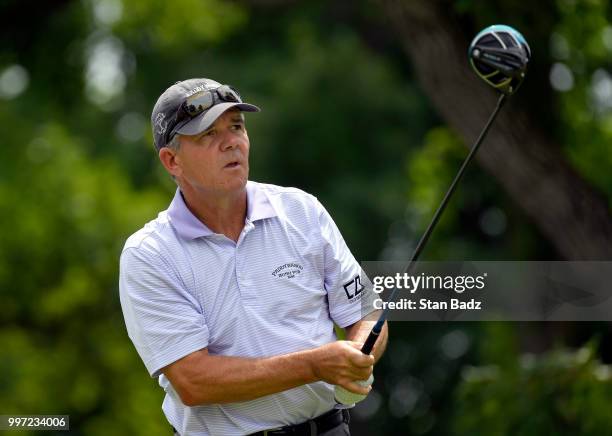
168, 109, 250, 195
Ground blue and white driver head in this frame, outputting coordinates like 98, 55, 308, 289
469, 25, 531, 95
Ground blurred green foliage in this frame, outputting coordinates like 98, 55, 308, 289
455, 328, 612, 435
0, 115, 169, 433
0, 0, 611, 434
550, 0, 612, 198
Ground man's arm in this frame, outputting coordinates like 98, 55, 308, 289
344, 310, 389, 364
163, 341, 374, 406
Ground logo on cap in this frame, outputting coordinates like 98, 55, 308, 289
154, 113, 167, 135
186, 83, 215, 97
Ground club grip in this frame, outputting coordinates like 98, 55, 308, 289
360, 329, 380, 355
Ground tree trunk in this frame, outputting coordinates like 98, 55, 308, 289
379, 0, 612, 260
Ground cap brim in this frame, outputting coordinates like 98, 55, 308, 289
176, 102, 260, 136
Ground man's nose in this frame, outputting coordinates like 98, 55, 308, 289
220, 137, 238, 151
220, 131, 240, 151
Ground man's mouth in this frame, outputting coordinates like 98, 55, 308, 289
224, 161, 240, 169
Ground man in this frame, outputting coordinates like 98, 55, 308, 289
119, 78, 388, 435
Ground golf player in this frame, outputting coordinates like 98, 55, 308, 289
119, 78, 388, 436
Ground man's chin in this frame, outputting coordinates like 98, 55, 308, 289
220, 174, 248, 192
180, 173, 248, 196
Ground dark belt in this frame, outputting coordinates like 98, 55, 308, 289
250, 408, 349, 436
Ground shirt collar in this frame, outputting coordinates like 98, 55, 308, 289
167, 189, 214, 240
168, 181, 277, 240
246, 181, 277, 222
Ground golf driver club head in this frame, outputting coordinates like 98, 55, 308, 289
469, 24, 531, 95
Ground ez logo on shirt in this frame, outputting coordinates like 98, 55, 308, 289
343, 275, 363, 300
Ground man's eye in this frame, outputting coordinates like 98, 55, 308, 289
202, 130, 215, 137
232, 124, 244, 130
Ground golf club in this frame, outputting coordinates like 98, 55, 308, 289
334, 24, 531, 405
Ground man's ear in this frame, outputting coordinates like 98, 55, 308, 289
159, 147, 182, 178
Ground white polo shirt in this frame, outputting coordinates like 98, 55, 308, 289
119, 181, 374, 436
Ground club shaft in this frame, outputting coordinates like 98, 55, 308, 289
361, 93, 507, 355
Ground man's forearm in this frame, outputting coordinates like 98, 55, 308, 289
165, 348, 319, 406
165, 339, 374, 407
344, 311, 388, 363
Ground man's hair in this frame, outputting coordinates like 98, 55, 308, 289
164, 134, 181, 184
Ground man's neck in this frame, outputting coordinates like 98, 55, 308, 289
181, 186, 248, 242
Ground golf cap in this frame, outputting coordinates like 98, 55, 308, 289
151, 78, 260, 150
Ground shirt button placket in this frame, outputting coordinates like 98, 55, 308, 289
235, 221, 255, 303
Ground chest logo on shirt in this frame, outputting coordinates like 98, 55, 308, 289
272, 262, 304, 279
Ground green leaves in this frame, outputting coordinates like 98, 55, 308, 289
455, 336, 612, 435
113, 0, 247, 50
0, 118, 166, 432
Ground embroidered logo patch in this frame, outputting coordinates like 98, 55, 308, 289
272, 263, 303, 279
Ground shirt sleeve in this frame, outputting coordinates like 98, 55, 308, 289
119, 246, 210, 378
315, 199, 377, 328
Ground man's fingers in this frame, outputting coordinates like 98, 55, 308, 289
347, 365, 373, 381
313, 341, 374, 386
349, 351, 375, 368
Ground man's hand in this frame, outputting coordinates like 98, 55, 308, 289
309, 341, 374, 395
